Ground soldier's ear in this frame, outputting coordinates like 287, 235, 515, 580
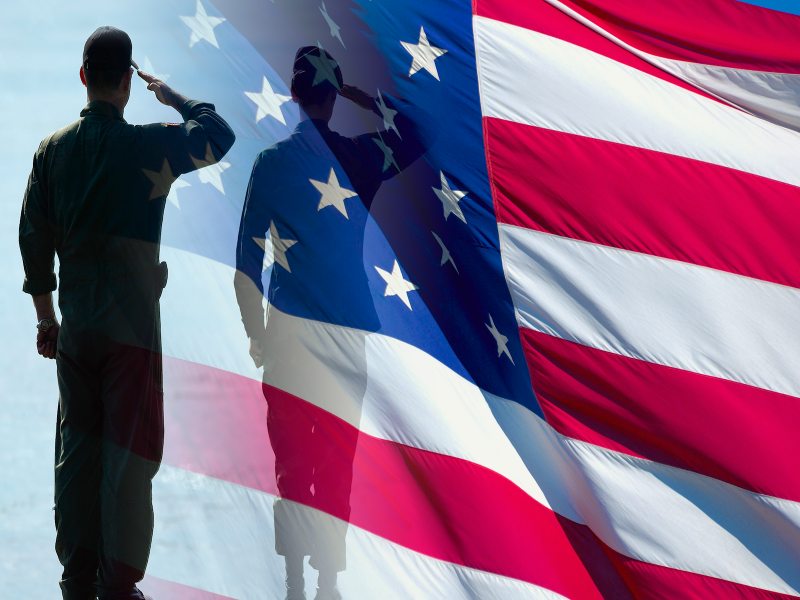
80, 67, 87, 87
121, 69, 133, 93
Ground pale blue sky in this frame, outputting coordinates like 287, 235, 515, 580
741, 0, 800, 15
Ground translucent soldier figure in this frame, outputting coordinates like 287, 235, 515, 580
19, 27, 235, 600
234, 47, 435, 600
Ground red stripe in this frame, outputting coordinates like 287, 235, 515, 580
555, 516, 637, 600
474, 0, 722, 103
557, 519, 800, 600
520, 328, 800, 502
486, 118, 800, 290
477, 0, 800, 73
162, 358, 277, 495
140, 575, 235, 600
604, 540, 800, 600
161, 356, 606, 600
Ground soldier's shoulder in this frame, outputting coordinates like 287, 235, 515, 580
254, 137, 293, 165
133, 121, 177, 136
38, 119, 81, 152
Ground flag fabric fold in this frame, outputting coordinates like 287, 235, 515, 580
103, 0, 800, 598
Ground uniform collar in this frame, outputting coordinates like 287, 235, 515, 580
294, 118, 330, 134
80, 101, 126, 123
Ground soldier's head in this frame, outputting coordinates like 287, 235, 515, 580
291, 45, 343, 122
79, 27, 138, 110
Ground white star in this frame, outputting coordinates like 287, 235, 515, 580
320, 2, 345, 49
486, 314, 514, 364
268, 221, 297, 273
401, 26, 447, 80
167, 178, 191, 209
375, 260, 419, 310
431, 231, 458, 273
252, 235, 275, 272
376, 89, 400, 139
310, 168, 358, 218
142, 158, 177, 201
191, 143, 231, 194
433, 171, 467, 223
372, 129, 399, 173
180, 0, 226, 49
306, 42, 341, 89
141, 56, 169, 83
245, 77, 292, 125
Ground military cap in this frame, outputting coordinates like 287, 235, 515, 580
291, 45, 343, 104
83, 26, 139, 71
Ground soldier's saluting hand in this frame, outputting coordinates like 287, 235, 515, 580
138, 70, 187, 108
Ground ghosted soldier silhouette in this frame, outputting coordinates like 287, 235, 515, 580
234, 46, 434, 599
18, 27, 235, 600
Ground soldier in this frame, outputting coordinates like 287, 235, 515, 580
234, 46, 435, 600
19, 27, 235, 600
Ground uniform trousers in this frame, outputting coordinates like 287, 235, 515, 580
265, 386, 358, 574
54, 284, 163, 600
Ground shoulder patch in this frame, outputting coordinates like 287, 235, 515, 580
166, 122, 181, 127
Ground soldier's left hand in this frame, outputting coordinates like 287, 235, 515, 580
249, 338, 265, 369
36, 324, 59, 360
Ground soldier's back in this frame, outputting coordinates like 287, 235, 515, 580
40, 104, 170, 272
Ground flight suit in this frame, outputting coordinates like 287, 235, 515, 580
19, 100, 235, 599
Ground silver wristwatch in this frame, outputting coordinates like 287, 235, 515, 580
37, 318, 58, 332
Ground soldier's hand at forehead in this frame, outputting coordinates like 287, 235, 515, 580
338, 85, 375, 111
138, 71, 188, 111
138, 71, 169, 104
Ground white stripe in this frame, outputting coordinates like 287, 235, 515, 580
159, 247, 800, 593
160, 245, 264, 383
148, 466, 568, 600
473, 15, 800, 188
261, 301, 552, 510
535, 0, 800, 133
646, 58, 800, 133
499, 225, 800, 399
485, 394, 800, 596
159, 245, 552, 509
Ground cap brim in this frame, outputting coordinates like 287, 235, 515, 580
130, 58, 139, 70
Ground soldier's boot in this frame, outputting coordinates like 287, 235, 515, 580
98, 585, 153, 600
314, 570, 342, 600
285, 553, 307, 600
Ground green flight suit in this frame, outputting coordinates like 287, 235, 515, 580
19, 100, 235, 600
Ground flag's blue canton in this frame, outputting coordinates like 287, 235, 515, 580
157, 0, 542, 415
239, 114, 472, 381
350, 0, 541, 411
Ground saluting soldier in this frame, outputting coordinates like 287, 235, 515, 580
19, 27, 235, 600
235, 46, 435, 600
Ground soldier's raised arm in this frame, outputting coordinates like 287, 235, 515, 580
339, 85, 440, 181
137, 70, 236, 177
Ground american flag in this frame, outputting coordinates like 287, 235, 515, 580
118, 0, 800, 598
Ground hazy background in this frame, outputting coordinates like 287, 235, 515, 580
1, 0, 796, 597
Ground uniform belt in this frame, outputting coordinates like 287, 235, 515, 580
60, 262, 149, 280
59, 261, 168, 297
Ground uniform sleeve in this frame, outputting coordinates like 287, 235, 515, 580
142, 99, 237, 178
234, 155, 270, 340
19, 150, 57, 296
355, 94, 440, 182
